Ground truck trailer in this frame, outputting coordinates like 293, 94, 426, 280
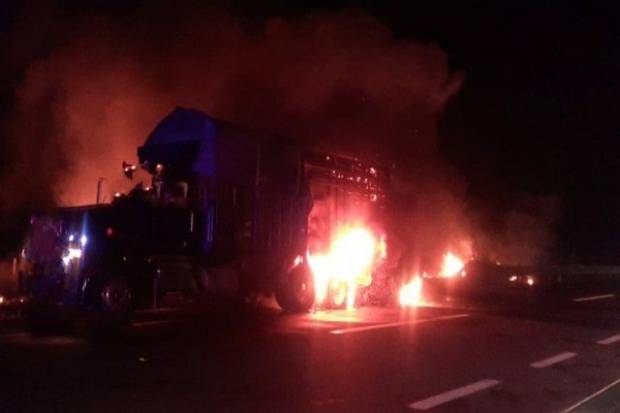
19, 107, 391, 320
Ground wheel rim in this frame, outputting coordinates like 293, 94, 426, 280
101, 280, 131, 313
293, 279, 311, 303
291, 269, 314, 308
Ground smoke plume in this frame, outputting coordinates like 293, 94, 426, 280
2, 6, 466, 263
471, 194, 562, 265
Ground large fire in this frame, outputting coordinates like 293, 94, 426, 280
439, 251, 465, 278
397, 251, 466, 308
306, 230, 466, 309
307, 227, 380, 309
399, 276, 424, 307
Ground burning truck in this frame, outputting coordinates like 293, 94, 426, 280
19, 107, 407, 320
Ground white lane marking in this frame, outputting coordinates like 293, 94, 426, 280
530, 352, 576, 368
597, 333, 620, 345
572, 294, 615, 302
561, 377, 620, 413
298, 321, 336, 329
309, 313, 372, 323
408, 379, 500, 410
329, 313, 469, 335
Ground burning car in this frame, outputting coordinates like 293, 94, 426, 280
423, 255, 542, 303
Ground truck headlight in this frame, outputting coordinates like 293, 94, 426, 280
62, 247, 83, 266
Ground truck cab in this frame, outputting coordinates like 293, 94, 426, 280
20, 108, 315, 320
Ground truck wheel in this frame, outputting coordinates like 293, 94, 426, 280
276, 264, 315, 312
100, 278, 132, 316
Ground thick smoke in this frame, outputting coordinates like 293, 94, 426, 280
470, 194, 562, 265
2, 7, 467, 264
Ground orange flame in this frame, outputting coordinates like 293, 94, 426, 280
307, 227, 379, 309
399, 276, 424, 307
439, 252, 464, 278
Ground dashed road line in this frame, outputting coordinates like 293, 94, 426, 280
308, 313, 370, 323
297, 320, 338, 329
572, 294, 615, 303
530, 352, 576, 368
408, 379, 500, 410
329, 313, 469, 335
561, 377, 620, 412
597, 333, 620, 345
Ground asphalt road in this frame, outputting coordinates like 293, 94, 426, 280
2, 289, 620, 412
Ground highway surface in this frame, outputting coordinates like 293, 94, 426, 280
1, 289, 620, 412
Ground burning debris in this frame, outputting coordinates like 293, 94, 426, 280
399, 276, 424, 307
439, 252, 466, 278
307, 226, 383, 309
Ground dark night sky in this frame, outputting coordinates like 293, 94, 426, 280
2, 1, 620, 262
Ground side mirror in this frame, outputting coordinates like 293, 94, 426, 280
122, 161, 137, 179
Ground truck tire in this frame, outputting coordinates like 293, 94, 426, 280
276, 264, 315, 312
100, 278, 132, 317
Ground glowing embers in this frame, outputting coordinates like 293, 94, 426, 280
439, 252, 465, 278
399, 276, 424, 307
508, 274, 536, 287
307, 227, 380, 309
